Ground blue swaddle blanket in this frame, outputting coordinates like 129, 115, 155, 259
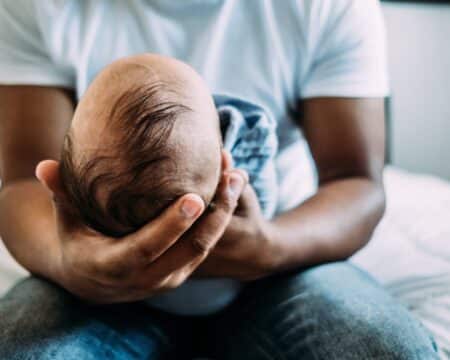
147, 95, 278, 315
215, 95, 278, 219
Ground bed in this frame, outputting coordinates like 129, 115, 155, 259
352, 167, 450, 359
1, 166, 449, 358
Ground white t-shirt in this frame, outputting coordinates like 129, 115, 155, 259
0, 0, 389, 315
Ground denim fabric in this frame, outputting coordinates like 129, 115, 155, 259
215, 95, 278, 219
0, 263, 439, 359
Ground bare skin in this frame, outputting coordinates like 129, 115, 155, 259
0, 81, 385, 302
196, 98, 386, 279
0, 83, 247, 303
66, 54, 223, 211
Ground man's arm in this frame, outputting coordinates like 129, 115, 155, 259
0, 86, 73, 278
267, 97, 385, 270
196, 97, 386, 279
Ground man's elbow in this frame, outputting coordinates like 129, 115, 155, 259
373, 178, 386, 224
358, 178, 386, 251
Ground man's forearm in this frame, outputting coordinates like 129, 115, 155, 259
0, 179, 61, 280
267, 176, 385, 271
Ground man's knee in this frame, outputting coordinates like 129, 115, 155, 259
308, 289, 439, 359
231, 304, 439, 360
0, 277, 175, 359
1, 276, 79, 329
0, 277, 83, 359
294, 262, 439, 359
217, 262, 439, 360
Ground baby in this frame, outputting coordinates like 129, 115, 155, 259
59, 54, 277, 239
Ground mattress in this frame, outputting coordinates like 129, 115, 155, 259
1, 166, 449, 357
352, 167, 450, 358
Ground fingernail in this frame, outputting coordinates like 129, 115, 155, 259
237, 169, 249, 183
228, 174, 244, 199
181, 197, 202, 218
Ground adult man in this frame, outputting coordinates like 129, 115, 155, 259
0, 0, 439, 358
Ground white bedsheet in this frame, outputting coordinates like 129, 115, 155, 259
352, 167, 450, 358
1, 166, 449, 357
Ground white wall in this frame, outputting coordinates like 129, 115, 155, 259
382, 3, 450, 180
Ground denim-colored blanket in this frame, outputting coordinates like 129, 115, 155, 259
215, 95, 278, 218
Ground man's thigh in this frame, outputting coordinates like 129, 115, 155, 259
0, 277, 189, 360
209, 262, 439, 360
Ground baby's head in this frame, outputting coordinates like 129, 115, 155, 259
59, 54, 223, 237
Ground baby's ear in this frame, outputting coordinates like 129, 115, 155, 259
35, 160, 65, 199
221, 149, 234, 171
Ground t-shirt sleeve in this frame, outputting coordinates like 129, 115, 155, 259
0, 0, 74, 87
300, 0, 389, 98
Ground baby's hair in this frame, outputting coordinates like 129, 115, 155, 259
60, 81, 192, 237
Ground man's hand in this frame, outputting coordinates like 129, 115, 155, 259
197, 98, 386, 279
195, 177, 278, 281
37, 161, 246, 303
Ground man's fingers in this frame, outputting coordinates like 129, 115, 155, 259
82, 170, 245, 291
188, 170, 247, 254
35, 160, 82, 235
35, 160, 65, 197
232, 168, 249, 184
53, 196, 86, 236
140, 171, 247, 284
117, 193, 205, 267
236, 181, 260, 215
61, 193, 205, 288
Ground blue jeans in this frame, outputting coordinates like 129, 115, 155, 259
0, 262, 439, 359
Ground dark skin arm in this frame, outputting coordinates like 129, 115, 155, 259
0, 85, 246, 303
0, 86, 73, 278
196, 97, 386, 279
0, 85, 385, 293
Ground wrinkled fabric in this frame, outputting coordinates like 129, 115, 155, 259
0, 0, 389, 315
217, 95, 278, 218
0, 263, 439, 359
